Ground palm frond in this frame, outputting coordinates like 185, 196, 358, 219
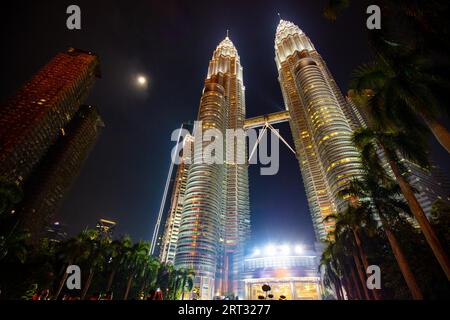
323, 0, 350, 21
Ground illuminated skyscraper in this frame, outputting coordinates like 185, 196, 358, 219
275, 19, 363, 241
174, 35, 250, 299
0, 48, 101, 241
159, 134, 194, 264
19, 105, 103, 242
0, 48, 100, 185
96, 218, 117, 238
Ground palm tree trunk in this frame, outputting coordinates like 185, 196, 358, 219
81, 269, 94, 300
181, 278, 186, 300
351, 247, 371, 300
387, 156, 450, 280
124, 275, 134, 300
341, 274, 352, 300
138, 274, 147, 299
172, 277, 180, 300
352, 229, 380, 300
423, 115, 450, 154
54, 262, 71, 300
337, 277, 345, 300
106, 269, 116, 292
333, 278, 343, 300
350, 267, 363, 300
381, 219, 423, 300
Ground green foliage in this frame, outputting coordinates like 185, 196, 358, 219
0, 178, 23, 217
0, 228, 194, 300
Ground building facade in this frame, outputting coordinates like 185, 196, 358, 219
242, 244, 321, 300
174, 36, 250, 300
275, 20, 363, 241
18, 105, 103, 241
96, 218, 117, 238
159, 134, 194, 264
0, 48, 101, 241
0, 48, 100, 185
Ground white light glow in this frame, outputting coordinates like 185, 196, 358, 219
294, 244, 304, 254
137, 75, 147, 86
265, 245, 276, 256
252, 243, 305, 257
280, 244, 290, 255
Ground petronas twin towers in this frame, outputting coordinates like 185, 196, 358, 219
174, 35, 250, 299
170, 19, 365, 299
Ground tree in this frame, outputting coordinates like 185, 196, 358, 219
353, 128, 450, 280
179, 268, 195, 300
122, 241, 150, 300
340, 161, 424, 299
350, 54, 450, 154
80, 233, 111, 299
136, 256, 160, 298
105, 236, 132, 293
325, 205, 380, 300
53, 229, 96, 299
320, 241, 346, 300
0, 179, 23, 217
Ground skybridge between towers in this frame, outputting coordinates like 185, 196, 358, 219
244, 110, 296, 159
243, 110, 290, 129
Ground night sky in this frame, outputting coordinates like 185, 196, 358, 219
2, 0, 447, 248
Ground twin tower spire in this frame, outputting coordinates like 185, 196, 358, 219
216, 16, 305, 57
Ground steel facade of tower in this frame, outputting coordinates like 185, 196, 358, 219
174, 36, 250, 300
159, 134, 194, 264
0, 48, 100, 185
0, 48, 101, 240
19, 105, 104, 242
275, 20, 363, 241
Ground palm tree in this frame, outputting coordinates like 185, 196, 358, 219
53, 229, 96, 299
80, 234, 111, 299
323, 0, 350, 21
0, 178, 23, 217
325, 205, 380, 300
180, 268, 195, 300
0, 229, 30, 263
350, 55, 450, 154
137, 256, 160, 298
320, 241, 346, 300
122, 241, 150, 300
105, 236, 132, 293
324, 0, 450, 54
321, 237, 364, 300
156, 262, 173, 299
170, 269, 183, 300
324, 0, 450, 153
340, 166, 424, 299
353, 128, 450, 280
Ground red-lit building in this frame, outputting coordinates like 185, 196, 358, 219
0, 48, 100, 185
0, 48, 102, 241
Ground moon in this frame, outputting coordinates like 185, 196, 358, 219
136, 75, 148, 87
